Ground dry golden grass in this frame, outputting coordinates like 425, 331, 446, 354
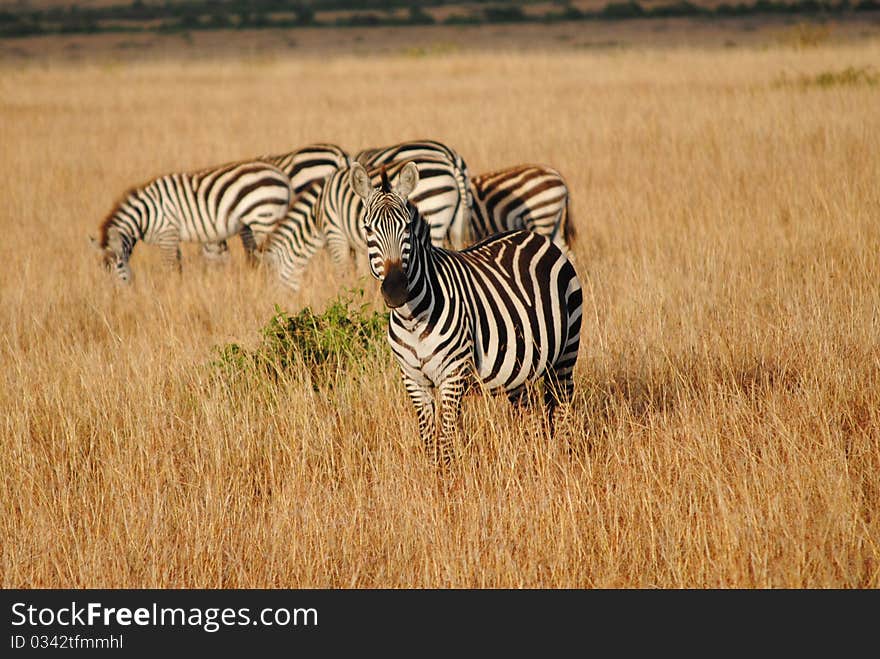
1, 36, 879, 588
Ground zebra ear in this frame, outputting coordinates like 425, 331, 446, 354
349, 163, 373, 200
88, 235, 102, 252
395, 161, 419, 199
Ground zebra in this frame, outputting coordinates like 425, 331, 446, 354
91, 160, 292, 284
265, 142, 351, 196
350, 161, 583, 464
259, 160, 577, 294
469, 164, 575, 258
258, 155, 468, 292
355, 139, 472, 248
320, 156, 470, 272
257, 178, 326, 292
201, 143, 350, 263
256, 140, 469, 290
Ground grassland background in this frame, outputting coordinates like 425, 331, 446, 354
1, 22, 878, 587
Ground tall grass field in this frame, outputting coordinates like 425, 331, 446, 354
1, 35, 878, 587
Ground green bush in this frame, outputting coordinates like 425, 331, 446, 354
212, 287, 388, 388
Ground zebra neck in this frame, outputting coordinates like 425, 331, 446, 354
393, 223, 441, 323
115, 188, 155, 242
105, 219, 137, 258
103, 211, 141, 252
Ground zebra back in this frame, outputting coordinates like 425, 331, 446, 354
259, 143, 351, 196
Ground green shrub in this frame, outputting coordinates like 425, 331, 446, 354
211, 287, 388, 388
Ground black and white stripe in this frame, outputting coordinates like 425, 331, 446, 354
355, 139, 472, 248
203, 144, 350, 262
261, 142, 351, 197
469, 164, 575, 257
350, 161, 583, 463
319, 156, 469, 272
94, 160, 291, 283
257, 178, 326, 292
257, 141, 470, 291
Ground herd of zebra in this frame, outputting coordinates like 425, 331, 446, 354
92, 139, 583, 462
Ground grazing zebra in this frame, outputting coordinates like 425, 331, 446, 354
469, 164, 575, 257
257, 178, 326, 292
92, 160, 291, 284
350, 161, 583, 463
355, 139, 472, 248
202, 143, 350, 262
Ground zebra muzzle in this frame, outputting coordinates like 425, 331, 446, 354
381, 260, 409, 309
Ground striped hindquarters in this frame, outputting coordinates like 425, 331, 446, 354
355, 139, 462, 169
187, 161, 291, 242
469, 164, 573, 254
203, 145, 347, 260
449, 230, 582, 393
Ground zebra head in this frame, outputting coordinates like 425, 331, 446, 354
93, 226, 133, 285
349, 161, 420, 309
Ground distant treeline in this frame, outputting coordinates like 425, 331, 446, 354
1, 0, 878, 38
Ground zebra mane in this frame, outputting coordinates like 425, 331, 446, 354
98, 186, 139, 248
380, 166, 391, 193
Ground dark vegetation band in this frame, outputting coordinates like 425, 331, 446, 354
2, 0, 879, 39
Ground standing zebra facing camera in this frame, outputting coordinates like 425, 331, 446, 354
91, 160, 291, 284
350, 161, 583, 464
320, 156, 469, 267
355, 139, 472, 249
201, 143, 350, 263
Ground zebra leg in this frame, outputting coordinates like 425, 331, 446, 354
326, 234, 355, 276
157, 231, 182, 274
507, 383, 549, 438
201, 240, 230, 264
506, 385, 529, 408
239, 225, 258, 266
543, 367, 575, 437
545, 295, 582, 434
402, 373, 436, 459
437, 372, 467, 465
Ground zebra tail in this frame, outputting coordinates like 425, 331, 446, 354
562, 193, 576, 246
451, 161, 473, 248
